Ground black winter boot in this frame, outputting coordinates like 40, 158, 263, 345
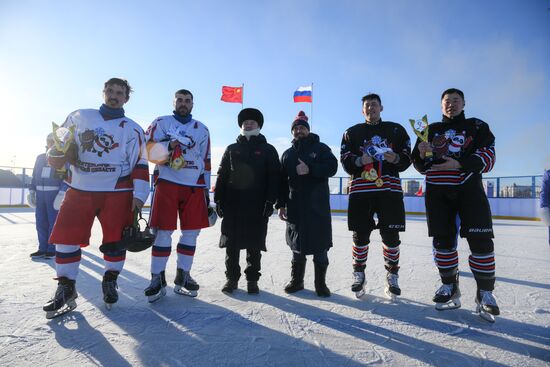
247, 281, 259, 294
314, 263, 331, 297
284, 260, 306, 294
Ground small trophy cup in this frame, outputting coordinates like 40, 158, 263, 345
48, 122, 76, 172
409, 115, 433, 164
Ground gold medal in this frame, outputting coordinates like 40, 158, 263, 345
375, 178, 384, 187
171, 156, 186, 169
367, 168, 378, 181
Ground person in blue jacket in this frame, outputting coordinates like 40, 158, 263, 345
28, 134, 65, 258
541, 168, 550, 245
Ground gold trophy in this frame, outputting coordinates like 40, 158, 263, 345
409, 115, 433, 164
48, 122, 76, 172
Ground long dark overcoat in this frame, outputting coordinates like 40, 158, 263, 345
277, 133, 338, 255
214, 134, 280, 251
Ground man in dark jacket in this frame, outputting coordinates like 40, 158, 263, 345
214, 108, 280, 294
340, 93, 411, 300
277, 111, 338, 297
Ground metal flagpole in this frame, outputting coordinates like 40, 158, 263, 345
241, 83, 244, 109
310, 82, 314, 132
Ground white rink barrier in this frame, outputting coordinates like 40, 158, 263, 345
0, 188, 543, 221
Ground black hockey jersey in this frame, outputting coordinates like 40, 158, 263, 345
411, 112, 496, 185
340, 120, 411, 196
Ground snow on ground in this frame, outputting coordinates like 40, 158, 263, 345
0, 208, 549, 366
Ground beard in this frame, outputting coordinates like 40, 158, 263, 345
177, 106, 192, 116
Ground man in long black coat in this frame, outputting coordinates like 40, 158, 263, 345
214, 108, 280, 294
276, 111, 338, 297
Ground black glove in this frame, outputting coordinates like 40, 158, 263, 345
262, 201, 274, 218
204, 189, 210, 207
215, 202, 223, 218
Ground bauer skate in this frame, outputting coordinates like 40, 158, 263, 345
384, 272, 401, 301
433, 282, 461, 310
174, 268, 199, 297
144, 271, 167, 303
475, 290, 500, 323
352, 271, 366, 298
43, 277, 78, 319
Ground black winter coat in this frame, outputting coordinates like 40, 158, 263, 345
277, 133, 338, 255
214, 134, 280, 251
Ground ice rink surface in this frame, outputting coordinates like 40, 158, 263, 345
0, 208, 549, 366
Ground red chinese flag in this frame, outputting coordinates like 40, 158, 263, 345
221, 86, 243, 103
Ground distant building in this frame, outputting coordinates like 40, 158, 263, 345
500, 184, 532, 198
0, 170, 24, 187
403, 180, 420, 196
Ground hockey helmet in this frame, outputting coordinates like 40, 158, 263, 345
99, 210, 155, 253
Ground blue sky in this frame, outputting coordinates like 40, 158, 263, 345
1, 0, 549, 177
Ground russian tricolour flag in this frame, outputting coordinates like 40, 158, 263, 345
293, 85, 312, 103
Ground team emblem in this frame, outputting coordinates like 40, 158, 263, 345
79, 128, 120, 157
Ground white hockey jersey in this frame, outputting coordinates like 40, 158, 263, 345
145, 115, 211, 189
63, 109, 150, 203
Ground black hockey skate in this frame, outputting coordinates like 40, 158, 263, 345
433, 282, 461, 310
102, 271, 119, 310
352, 271, 366, 298
174, 268, 199, 297
475, 289, 500, 323
221, 279, 238, 294
144, 271, 167, 303
384, 272, 401, 301
43, 277, 78, 319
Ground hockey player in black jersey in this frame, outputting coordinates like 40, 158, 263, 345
340, 93, 411, 300
411, 88, 500, 322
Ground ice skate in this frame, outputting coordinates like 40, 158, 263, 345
475, 290, 500, 323
43, 277, 78, 319
144, 271, 167, 303
433, 282, 461, 310
384, 272, 401, 301
351, 271, 366, 298
174, 268, 199, 297
102, 271, 119, 310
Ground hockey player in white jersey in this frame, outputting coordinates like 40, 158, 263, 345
43, 78, 150, 318
144, 89, 211, 302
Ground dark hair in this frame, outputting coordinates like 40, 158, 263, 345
175, 89, 194, 100
361, 93, 381, 104
104, 78, 133, 98
441, 88, 464, 100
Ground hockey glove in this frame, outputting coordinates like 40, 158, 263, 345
53, 190, 66, 210
215, 202, 224, 218
27, 190, 37, 208
541, 207, 550, 226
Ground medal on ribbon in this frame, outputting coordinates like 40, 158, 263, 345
169, 144, 187, 170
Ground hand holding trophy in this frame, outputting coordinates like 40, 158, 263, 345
47, 122, 77, 171
409, 115, 433, 166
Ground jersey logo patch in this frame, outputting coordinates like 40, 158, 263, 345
80, 128, 120, 157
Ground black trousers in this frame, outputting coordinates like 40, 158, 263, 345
225, 247, 262, 281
